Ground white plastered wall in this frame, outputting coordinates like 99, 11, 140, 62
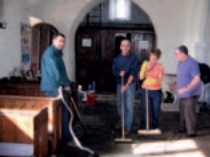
0, 0, 30, 78
1, 0, 210, 80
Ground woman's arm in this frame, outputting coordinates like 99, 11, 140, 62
139, 61, 148, 80
158, 64, 164, 82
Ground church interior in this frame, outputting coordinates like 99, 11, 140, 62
1, 0, 210, 156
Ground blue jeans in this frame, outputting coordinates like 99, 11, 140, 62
117, 83, 136, 129
45, 89, 73, 144
140, 89, 162, 129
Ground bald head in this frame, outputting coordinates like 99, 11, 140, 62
120, 39, 131, 55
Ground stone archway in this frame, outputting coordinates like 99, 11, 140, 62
68, 0, 157, 79
75, 0, 156, 91
34, 0, 209, 79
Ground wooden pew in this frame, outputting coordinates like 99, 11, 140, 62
0, 95, 62, 155
0, 108, 48, 157
0, 79, 45, 96
0, 79, 80, 154
0, 88, 45, 96
0, 79, 78, 102
0, 79, 40, 89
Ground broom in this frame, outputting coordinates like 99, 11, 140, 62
115, 77, 133, 143
138, 87, 161, 135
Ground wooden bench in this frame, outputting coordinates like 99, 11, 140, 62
0, 88, 45, 96
0, 79, 78, 102
0, 95, 62, 155
0, 108, 48, 157
0, 79, 45, 96
0, 79, 40, 89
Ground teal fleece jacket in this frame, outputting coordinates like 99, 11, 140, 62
40, 44, 70, 92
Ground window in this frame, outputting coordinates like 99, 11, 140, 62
109, 0, 131, 21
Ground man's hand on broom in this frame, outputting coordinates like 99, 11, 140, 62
121, 84, 129, 93
119, 71, 125, 77
64, 86, 71, 92
120, 71, 128, 93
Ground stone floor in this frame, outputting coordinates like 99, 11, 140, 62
60, 94, 210, 157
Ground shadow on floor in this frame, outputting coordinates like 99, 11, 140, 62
60, 98, 210, 157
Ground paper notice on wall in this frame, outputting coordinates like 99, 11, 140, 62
82, 38, 92, 47
139, 40, 149, 50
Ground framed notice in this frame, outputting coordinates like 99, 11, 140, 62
82, 38, 92, 48
139, 40, 149, 50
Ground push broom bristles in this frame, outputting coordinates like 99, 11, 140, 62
137, 128, 162, 135
115, 137, 133, 143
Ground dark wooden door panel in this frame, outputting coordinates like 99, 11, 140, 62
76, 29, 100, 90
76, 28, 155, 92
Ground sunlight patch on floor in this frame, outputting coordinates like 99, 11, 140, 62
132, 139, 205, 157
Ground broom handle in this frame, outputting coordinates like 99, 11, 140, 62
122, 76, 125, 138
146, 87, 149, 130
70, 97, 81, 119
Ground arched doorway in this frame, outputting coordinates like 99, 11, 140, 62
31, 23, 58, 70
75, 1, 156, 92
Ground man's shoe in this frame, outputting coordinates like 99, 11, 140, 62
115, 123, 121, 130
125, 129, 131, 136
179, 128, 186, 133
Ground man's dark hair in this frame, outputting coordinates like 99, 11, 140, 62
53, 33, 65, 39
177, 45, 188, 55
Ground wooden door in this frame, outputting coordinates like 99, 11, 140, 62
76, 29, 100, 90
100, 30, 116, 91
31, 23, 58, 70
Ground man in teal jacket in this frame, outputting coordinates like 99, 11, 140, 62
41, 33, 70, 96
40, 33, 74, 146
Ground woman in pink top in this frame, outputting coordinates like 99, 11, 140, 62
138, 49, 164, 133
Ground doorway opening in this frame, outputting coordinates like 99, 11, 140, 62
75, 1, 156, 92
114, 33, 130, 57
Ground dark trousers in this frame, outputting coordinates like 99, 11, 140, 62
179, 96, 199, 135
45, 90, 73, 144
140, 89, 162, 129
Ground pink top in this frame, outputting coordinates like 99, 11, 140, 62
140, 61, 164, 90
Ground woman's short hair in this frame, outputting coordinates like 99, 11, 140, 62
150, 48, 162, 59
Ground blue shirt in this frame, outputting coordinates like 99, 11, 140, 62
40, 44, 71, 92
177, 56, 201, 98
112, 52, 139, 85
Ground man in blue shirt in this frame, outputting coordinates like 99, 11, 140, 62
40, 33, 75, 146
112, 39, 139, 134
173, 45, 201, 137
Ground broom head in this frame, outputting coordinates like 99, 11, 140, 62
115, 137, 133, 143
137, 128, 162, 135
